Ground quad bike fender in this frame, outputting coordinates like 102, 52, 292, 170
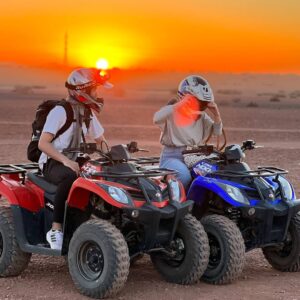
187, 177, 245, 209
0, 176, 43, 212
67, 177, 131, 210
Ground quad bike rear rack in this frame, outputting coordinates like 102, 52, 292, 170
0, 163, 39, 184
0, 163, 39, 175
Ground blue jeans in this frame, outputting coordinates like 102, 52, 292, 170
159, 146, 192, 190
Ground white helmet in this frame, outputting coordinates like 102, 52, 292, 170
65, 68, 113, 112
178, 75, 214, 102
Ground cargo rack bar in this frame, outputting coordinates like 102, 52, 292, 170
130, 157, 160, 165
211, 166, 288, 179
0, 163, 39, 175
210, 166, 289, 202
93, 167, 176, 179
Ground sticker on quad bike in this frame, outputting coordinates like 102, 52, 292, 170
81, 162, 101, 176
193, 160, 218, 176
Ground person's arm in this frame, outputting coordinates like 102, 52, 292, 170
153, 105, 174, 125
203, 102, 222, 136
38, 106, 80, 174
38, 133, 80, 174
202, 112, 222, 138
206, 102, 222, 124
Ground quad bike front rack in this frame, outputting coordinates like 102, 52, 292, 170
93, 167, 177, 204
210, 167, 289, 202
130, 157, 160, 165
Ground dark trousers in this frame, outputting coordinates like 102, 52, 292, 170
43, 159, 77, 224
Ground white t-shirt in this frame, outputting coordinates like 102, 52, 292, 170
38, 106, 104, 169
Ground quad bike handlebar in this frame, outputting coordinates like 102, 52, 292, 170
63, 141, 148, 162
182, 139, 264, 157
241, 140, 264, 152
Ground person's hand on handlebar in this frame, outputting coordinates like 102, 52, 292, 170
62, 158, 80, 175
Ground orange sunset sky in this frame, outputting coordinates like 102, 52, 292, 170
1, 0, 300, 73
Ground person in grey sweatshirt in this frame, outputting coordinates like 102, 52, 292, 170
153, 75, 223, 190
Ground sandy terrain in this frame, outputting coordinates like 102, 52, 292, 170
0, 69, 300, 299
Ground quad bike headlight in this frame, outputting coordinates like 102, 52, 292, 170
217, 182, 250, 205
108, 186, 130, 204
277, 176, 294, 200
168, 178, 181, 202
98, 184, 132, 204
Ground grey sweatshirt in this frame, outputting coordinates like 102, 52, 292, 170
153, 105, 222, 147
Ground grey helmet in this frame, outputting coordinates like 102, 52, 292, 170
178, 75, 214, 102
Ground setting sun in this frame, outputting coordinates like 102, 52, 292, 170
1, 1, 300, 72
96, 58, 109, 70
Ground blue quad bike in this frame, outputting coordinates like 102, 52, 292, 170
137, 139, 300, 284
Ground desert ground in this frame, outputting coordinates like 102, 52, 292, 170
0, 66, 300, 299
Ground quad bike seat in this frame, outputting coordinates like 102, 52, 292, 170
27, 173, 57, 194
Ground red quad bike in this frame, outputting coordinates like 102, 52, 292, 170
0, 142, 209, 299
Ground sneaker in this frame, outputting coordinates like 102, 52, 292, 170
46, 229, 63, 250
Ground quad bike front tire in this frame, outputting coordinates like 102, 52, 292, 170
0, 206, 31, 277
68, 219, 130, 299
150, 214, 209, 284
201, 214, 245, 284
262, 212, 300, 272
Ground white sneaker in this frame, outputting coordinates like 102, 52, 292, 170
46, 229, 63, 250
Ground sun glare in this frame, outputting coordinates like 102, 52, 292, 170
96, 58, 109, 70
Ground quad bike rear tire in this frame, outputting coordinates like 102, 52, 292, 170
68, 219, 130, 298
201, 214, 245, 284
262, 212, 300, 272
150, 214, 209, 284
0, 206, 31, 277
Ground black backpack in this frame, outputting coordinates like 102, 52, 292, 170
27, 100, 75, 163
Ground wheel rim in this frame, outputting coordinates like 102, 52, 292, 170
207, 233, 222, 270
77, 241, 104, 281
160, 237, 186, 267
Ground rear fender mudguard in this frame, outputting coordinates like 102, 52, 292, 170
67, 177, 130, 211
0, 177, 43, 212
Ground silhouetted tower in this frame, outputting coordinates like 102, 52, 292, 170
64, 32, 68, 66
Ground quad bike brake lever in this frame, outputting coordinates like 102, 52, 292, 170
137, 148, 149, 152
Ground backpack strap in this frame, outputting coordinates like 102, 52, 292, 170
53, 100, 75, 141
51, 100, 92, 142
83, 106, 92, 129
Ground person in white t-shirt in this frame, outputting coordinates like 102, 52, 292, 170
153, 75, 223, 190
38, 68, 112, 250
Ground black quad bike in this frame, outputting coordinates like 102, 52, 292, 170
0, 142, 209, 299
